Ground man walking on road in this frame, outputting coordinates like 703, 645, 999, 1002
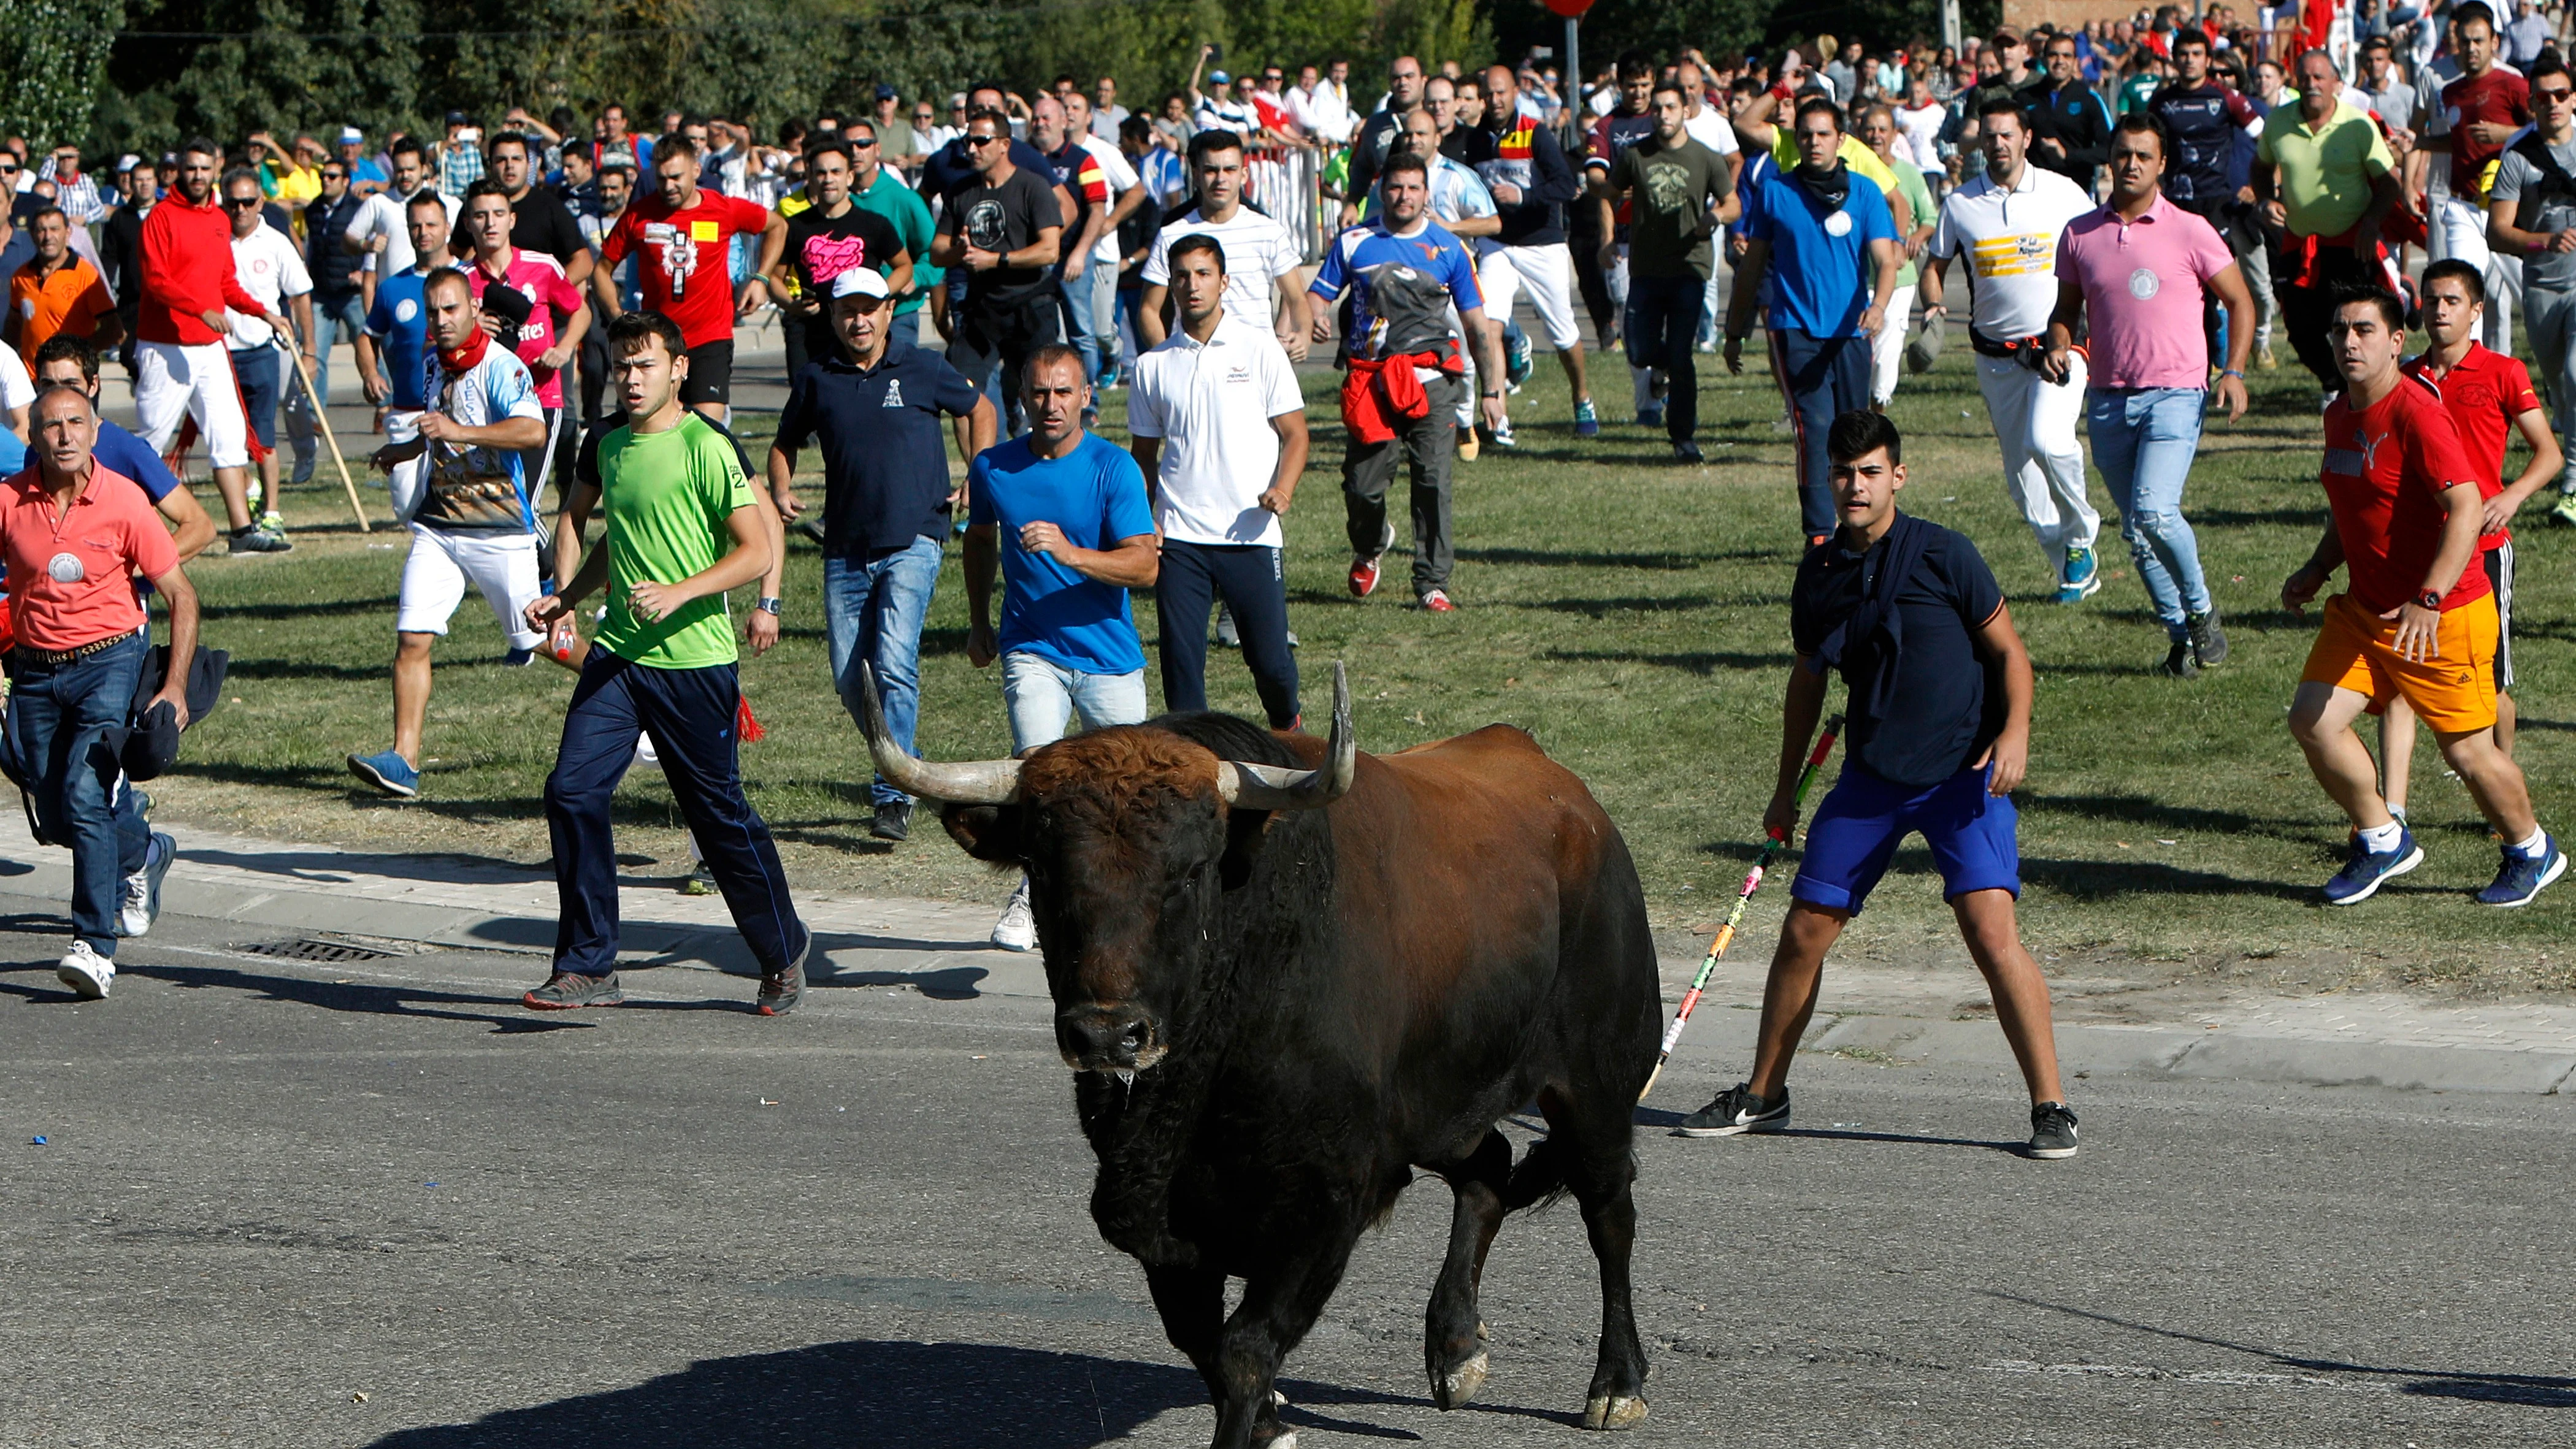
1724, 98, 1899, 546
1, 385, 199, 998
2280, 285, 2562, 909
523, 310, 808, 1014
2256, 49, 2403, 400
2487, 53, 2576, 527
595, 136, 780, 422
768, 268, 994, 843
1922, 96, 2104, 602
1129, 235, 1306, 727
9, 205, 120, 362
1307, 151, 1508, 613
1601, 82, 1736, 464
2045, 114, 2253, 679
962, 345, 1158, 950
1675, 411, 2077, 1161
135, 139, 287, 556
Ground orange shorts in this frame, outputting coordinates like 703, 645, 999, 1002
2300, 591, 2499, 734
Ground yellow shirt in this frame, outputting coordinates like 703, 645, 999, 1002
1770, 132, 1901, 196
2255, 96, 2395, 239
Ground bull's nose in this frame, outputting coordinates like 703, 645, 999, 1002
1059, 1006, 1153, 1069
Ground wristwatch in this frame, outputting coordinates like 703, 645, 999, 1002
2416, 589, 2443, 611
756, 596, 783, 616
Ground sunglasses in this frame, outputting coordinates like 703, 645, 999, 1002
321, 169, 347, 180
965, 133, 1006, 147
851, 135, 880, 147
2543, 86, 2576, 103
0, 164, 21, 176
225, 195, 263, 209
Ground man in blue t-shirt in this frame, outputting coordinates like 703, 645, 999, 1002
963, 343, 1157, 951
1674, 410, 2078, 1163
356, 193, 453, 420
1721, 97, 1900, 547
1307, 151, 1506, 613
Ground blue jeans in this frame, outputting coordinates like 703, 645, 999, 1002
1060, 262, 1116, 384
999, 651, 1148, 754
823, 537, 943, 806
288, 291, 369, 482
4, 632, 150, 955
231, 343, 282, 450
2086, 386, 2215, 638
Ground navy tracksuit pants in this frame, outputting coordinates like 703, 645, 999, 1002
1156, 540, 1300, 728
545, 647, 807, 978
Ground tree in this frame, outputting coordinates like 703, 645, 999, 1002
0, 0, 125, 146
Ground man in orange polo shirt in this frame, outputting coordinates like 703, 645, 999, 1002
2281, 285, 2560, 909
6, 205, 119, 361
0, 384, 200, 998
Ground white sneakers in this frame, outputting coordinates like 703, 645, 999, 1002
56, 941, 112, 1000
991, 877, 1037, 952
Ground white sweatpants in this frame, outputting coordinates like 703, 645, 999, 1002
133, 340, 250, 470
1871, 283, 1916, 406
2441, 196, 2524, 357
1976, 350, 2100, 579
1478, 242, 1582, 351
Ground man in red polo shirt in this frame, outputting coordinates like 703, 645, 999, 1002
594, 135, 779, 421
0, 384, 201, 998
134, 137, 289, 554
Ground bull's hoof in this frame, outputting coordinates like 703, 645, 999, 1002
1249, 1429, 1297, 1449
1431, 1350, 1489, 1409
1582, 1394, 1649, 1431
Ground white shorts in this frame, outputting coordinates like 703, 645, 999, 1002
133, 340, 250, 470
1479, 243, 1581, 351
396, 526, 545, 649
2439, 196, 2494, 272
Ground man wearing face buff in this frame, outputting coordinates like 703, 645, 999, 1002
1724, 97, 1901, 548
769, 267, 994, 844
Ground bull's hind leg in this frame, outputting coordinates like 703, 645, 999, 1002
1422, 1128, 1512, 1409
1539, 1087, 1650, 1431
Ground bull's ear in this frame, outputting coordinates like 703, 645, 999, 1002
1216, 807, 1275, 890
943, 804, 1025, 863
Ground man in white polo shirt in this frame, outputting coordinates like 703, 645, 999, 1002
1127, 232, 1308, 727
1136, 129, 1311, 361
1919, 95, 2104, 603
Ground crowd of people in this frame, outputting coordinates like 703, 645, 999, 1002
0, 5, 2563, 1155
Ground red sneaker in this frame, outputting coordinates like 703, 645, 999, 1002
1418, 589, 1457, 613
1349, 555, 1381, 597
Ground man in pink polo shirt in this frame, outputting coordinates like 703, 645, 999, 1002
2042, 111, 2258, 681
0, 384, 201, 998
460, 178, 589, 508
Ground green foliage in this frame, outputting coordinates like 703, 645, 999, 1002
0, 0, 125, 145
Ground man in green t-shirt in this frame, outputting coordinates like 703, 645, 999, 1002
1601, 79, 1737, 463
521, 309, 812, 1016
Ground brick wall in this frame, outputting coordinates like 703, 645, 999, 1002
2001, 0, 2147, 31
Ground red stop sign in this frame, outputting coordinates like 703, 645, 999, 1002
1544, 0, 1597, 15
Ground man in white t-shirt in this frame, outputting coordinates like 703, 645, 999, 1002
1289, 64, 1356, 145
342, 137, 461, 310
1064, 91, 1149, 386
224, 166, 313, 544
1137, 130, 1312, 360
348, 266, 548, 799
1127, 234, 1307, 727
1919, 102, 2103, 603
1896, 75, 1950, 174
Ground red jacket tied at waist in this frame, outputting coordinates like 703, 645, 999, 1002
137, 193, 263, 346
2284, 223, 2405, 293
1339, 351, 1458, 445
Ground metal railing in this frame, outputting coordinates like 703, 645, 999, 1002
1246, 142, 1330, 263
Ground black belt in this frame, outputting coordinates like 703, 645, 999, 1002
12, 635, 131, 668
1969, 330, 2045, 360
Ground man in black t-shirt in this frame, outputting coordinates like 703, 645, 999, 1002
930, 108, 1064, 432
486, 132, 592, 287
755, 137, 910, 377
1674, 411, 2079, 1161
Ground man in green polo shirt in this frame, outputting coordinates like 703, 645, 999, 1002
2255, 47, 2401, 397
521, 309, 813, 1016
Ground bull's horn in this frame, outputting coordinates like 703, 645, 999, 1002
1218, 662, 1356, 812
857, 662, 1023, 805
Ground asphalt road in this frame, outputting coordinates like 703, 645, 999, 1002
4, 904, 2572, 1448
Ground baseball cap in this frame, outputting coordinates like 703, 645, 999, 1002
115, 153, 140, 175
832, 268, 891, 301
445, 109, 469, 125
339, 126, 364, 144
875, 83, 899, 102
1209, 69, 1231, 85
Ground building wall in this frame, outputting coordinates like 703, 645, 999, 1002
2001, 0, 2145, 32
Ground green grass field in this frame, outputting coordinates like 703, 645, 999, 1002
148, 334, 2574, 995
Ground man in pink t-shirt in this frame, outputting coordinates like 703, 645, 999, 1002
2041, 112, 2258, 682
461, 178, 589, 505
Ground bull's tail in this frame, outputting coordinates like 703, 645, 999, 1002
1501, 1136, 1572, 1214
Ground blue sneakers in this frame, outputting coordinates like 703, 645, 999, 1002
348, 750, 421, 798
1573, 399, 1600, 437
2058, 545, 2101, 603
1637, 403, 1665, 429
2322, 827, 2423, 905
1505, 331, 1535, 389
2477, 836, 2567, 908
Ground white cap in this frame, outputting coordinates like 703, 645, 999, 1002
831, 268, 891, 301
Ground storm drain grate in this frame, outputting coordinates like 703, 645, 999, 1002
240, 936, 435, 963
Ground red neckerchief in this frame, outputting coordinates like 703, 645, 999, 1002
438, 326, 491, 375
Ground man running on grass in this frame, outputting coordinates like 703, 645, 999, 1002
2282, 285, 2563, 908
1677, 410, 2077, 1160
2379, 259, 2560, 825
523, 310, 810, 1012
348, 267, 549, 798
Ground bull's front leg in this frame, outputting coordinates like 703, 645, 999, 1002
1209, 1225, 1363, 1449
1146, 1263, 1229, 1407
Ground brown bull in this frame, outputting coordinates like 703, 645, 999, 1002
863, 663, 1660, 1449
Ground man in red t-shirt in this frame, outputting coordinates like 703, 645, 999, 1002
0, 386, 201, 997
2282, 285, 2559, 908
2426, 3, 2532, 354
2380, 258, 2562, 815
594, 134, 781, 420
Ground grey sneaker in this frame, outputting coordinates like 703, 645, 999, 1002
1674, 1083, 1790, 1137
2027, 1102, 2080, 1159
756, 935, 811, 1016
522, 970, 624, 1011
228, 525, 292, 555
2187, 608, 2228, 667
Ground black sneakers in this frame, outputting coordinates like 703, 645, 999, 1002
2158, 641, 2200, 679
2187, 608, 2229, 668
523, 970, 625, 1011
2027, 1101, 2080, 1159
870, 800, 912, 842
1674, 1083, 1790, 1137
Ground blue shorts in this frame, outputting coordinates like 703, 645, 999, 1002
1790, 761, 2021, 914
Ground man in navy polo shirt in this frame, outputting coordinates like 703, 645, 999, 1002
1676, 411, 2077, 1161
1722, 97, 1901, 547
767, 267, 995, 843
